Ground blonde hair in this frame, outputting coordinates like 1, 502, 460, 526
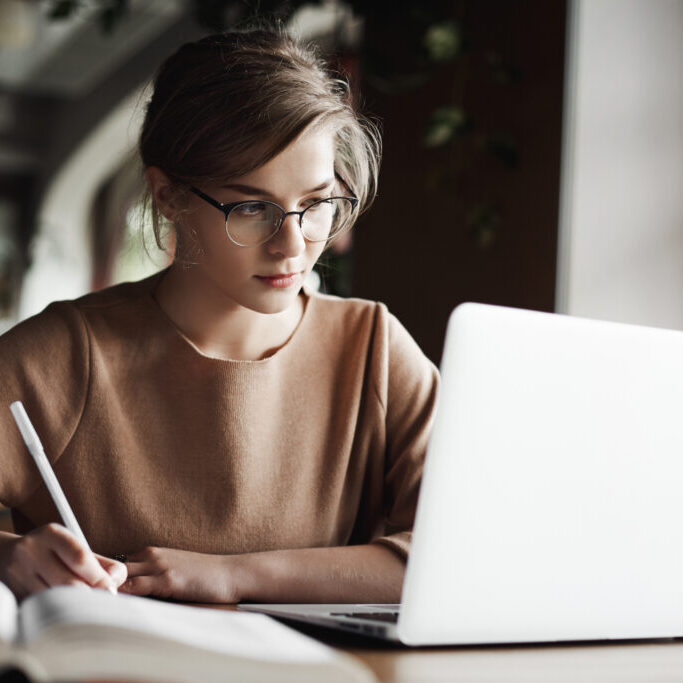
139, 27, 381, 253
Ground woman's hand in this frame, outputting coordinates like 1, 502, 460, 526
119, 547, 242, 603
0, 524, 127, 600
118, 543, 405, 604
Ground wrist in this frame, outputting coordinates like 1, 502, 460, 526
225, 551, 276, 603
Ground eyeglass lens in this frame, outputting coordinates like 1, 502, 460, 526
226, 198, 354, 246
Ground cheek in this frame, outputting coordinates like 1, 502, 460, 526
208, 242, 257, 276
306, 241, 327, 266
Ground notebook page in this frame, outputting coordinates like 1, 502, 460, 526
0, 581, 18, 643
19, 586, 334, 663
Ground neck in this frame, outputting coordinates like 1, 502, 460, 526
153, 264, 305, 361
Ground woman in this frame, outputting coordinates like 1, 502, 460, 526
0, 28, 438, 603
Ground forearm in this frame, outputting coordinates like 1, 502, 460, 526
232, 543, 406, 604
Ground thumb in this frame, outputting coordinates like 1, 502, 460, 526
97, 555, 128, 587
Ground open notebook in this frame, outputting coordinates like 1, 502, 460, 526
0, 581, 374, 682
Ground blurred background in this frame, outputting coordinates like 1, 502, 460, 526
0, 0, 681, 367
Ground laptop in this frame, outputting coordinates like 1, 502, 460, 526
239, 302, 683, 645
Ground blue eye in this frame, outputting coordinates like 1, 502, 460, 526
234, 202, 268, 217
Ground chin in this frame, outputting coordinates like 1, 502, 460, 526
247, 289, 302, 315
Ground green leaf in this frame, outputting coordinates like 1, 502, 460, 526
424, 105, 467, 147
467, 204, 500, 249
423, 21, 461, 63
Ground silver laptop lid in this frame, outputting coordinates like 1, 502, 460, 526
398, 303, 683, 645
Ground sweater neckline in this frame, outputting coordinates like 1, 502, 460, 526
144, 268, 314, 365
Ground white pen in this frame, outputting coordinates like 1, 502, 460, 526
9, 400, 116, 594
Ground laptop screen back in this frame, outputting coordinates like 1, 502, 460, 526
399, 303, 683, 645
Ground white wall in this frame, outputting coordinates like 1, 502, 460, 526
17, 87, 146, 319
556, 0, 683, 329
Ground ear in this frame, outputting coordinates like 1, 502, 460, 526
145, 166, 183, 222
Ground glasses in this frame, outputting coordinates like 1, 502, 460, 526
190, 187, 359, 247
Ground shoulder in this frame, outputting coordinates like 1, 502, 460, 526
305, 289, 429, 358
74, 270, 165, 311
74, 272, 166, 348
305, 289, 396, 358
310, 293, 430, 355
304, 289, 398, 342
304, 289, 438, 402
0, 297, 86, 363
0, 272, 167, 375
306, 288, 383, 321
0, 271, 164, 354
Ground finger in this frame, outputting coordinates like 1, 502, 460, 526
44, 525, 116, 590
88, 556, 124, 594
23, 532, 90, 591
37, 553, 90, 591
125, 549, 144, 563
118, 574, 157, 596
122, 561, 154, 578
97, 555, 128, 587
125, 546, 159, 563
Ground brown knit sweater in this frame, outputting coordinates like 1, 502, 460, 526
0, 272, 438, 561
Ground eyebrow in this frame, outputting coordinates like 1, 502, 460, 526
221, 178, 336, 198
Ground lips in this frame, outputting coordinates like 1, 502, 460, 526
255, 272, 301, 289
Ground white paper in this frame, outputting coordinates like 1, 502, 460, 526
20, 586, 335, 663
0, 581, 18, 643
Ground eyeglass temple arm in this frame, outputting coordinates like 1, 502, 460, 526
333, 171, 355, 197
190, 187, 229, 214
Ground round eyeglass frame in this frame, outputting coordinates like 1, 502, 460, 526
190, 186, 359, 247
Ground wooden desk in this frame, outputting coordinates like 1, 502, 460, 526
342, 639, 683, 682
208, 605, 683, 682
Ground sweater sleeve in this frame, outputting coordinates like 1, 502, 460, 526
0, 302, 90, 509
371, 308, 440, 560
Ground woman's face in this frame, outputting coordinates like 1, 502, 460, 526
180, 126, 335, 315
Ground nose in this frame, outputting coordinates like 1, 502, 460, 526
267, 212, 306, 257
